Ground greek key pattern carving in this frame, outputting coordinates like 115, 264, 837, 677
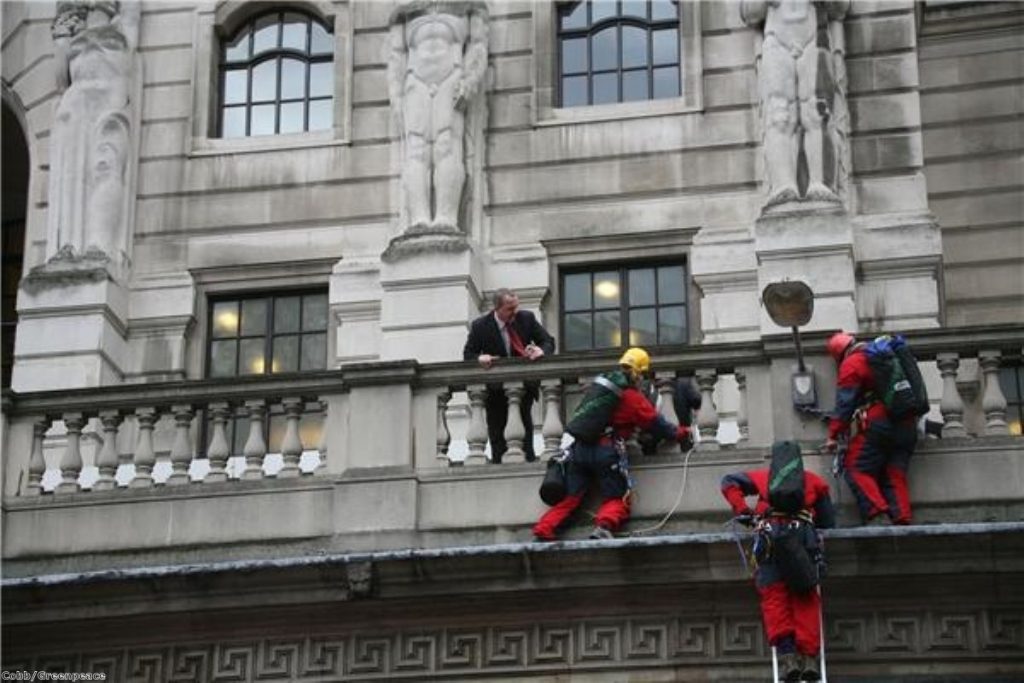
5, 610, 1021, 681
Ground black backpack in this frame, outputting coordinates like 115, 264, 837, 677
768, 440, 805, 515
865, 335, 929, 419
566, 371, 630, 443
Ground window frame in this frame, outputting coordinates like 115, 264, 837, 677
205, 288, 330, 379
217, 9, 336, 138
559, 259, 691, 352
189, 1, 353, 156
556, 1, 682, 108
534, 0, 702, 126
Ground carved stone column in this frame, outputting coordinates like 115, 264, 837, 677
735, 370, 749, 445
937, 353, 967, 438
503, 382, 527, 464
24, 418, 52, 496
541, 380, 564, 460
241, 400, 267, 480
465, 385, 489, 465
279, 398, 305, 478
435, 389, 453, 465
978, 351, 1010, 436
167, 404, 194, 486
130, 407, 157, 488
205, 402, 232, 483
695, 370, 720, 451
656, 373, 681, 455
94, 410, 123, 491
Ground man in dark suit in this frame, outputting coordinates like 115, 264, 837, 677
462, 288, 555, 463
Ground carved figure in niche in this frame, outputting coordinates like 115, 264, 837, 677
47, 1, 139, 270
741, 0, 849, 209
387, 1, 488, 233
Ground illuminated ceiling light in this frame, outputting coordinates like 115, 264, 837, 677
215, 311, 239, 334
594, 280, 619, 300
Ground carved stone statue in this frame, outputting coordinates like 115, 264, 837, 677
46, 0, 139, 273
387, 0, 488, 234
742, 0, 850, 209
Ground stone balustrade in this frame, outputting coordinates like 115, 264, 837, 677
3, 325, 1020, 500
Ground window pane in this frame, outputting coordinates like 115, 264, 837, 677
622, 69, 648, 102
250, 104, 276, 135
223, 69, 247, 104
591, 0, 618, 23
280, 59, 306, 100
253, 14, 279, 55
593, 271, 620, 308
308, 99, 332, 131
658, 265, 686, 304
999, 368, 1020, 401
281, 14, 307, 51
310, 21, 333, 55
594, 310, 621, 348
562, 76, 587, 107
210, 340, 237, 377
564, 273, 592, 311
309, 62, 333, 98
561, 37, 587, 74
564, 312, 592, 351
239, 338, 266, 375
273, 335, 299, 373
212, 301, 239, 338
591, 27, 618, 71
651, 0, 678, 21
279, 101, 305, 134
224, 29, 250, 62
241, 299, 268, 336
658, 305, 687, 344
302, 293, 328, 330
251, 59, 277, 102
629, 308, 657, 347
560, 2, 588, 30
653, 66, 680, 99
274, 296, 301, 333
592, 72, 618, 105
622, 26, 647, 68
629, 268, 656, 306
622, 0, 647, 19
222, 106, 246, 137
301, 334, 327, 370
653, 28, 678, 65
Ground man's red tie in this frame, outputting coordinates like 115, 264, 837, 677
507, 322, 527, 357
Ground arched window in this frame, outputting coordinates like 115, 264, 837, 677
218, 10, 334, 138
557, 0, 680, 108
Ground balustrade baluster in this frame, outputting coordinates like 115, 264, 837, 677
242, 400, 268, 480
55, 413, 85, 494
94, 410, 123, 491
130, 407, 157, 488
736, 370, 749, 444
279, 398, 304, 478
979, 350, 1010, 436
167, 404, 194, 486
24, 418, 51, 496
503, 382, 526, 463
937, 353, 967, 438
435, 390, 453, 465
465, 384, 488, 465
205, 402, 232, 483
541, 380, 563, 460
695, 369, 720, 451
656, 373, 681, 455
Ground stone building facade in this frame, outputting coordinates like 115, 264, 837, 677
1, 1, 1022, 681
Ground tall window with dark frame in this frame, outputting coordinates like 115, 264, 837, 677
205, 291, 328, 460
561, 262, 688, 351
557, 0, 681, 108
999, 365, 1023, 436
208, 292, 328, 377
218, 10, 334, 138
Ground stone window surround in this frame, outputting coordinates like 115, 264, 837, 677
533, 1, 702, 127
541, 228, 701, 348
188, 1, 353, 157
187, 259, 336, 379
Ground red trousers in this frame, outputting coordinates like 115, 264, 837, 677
757, 580, 821, 656
843, 417, 916, 524
533, 493, 630, 540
